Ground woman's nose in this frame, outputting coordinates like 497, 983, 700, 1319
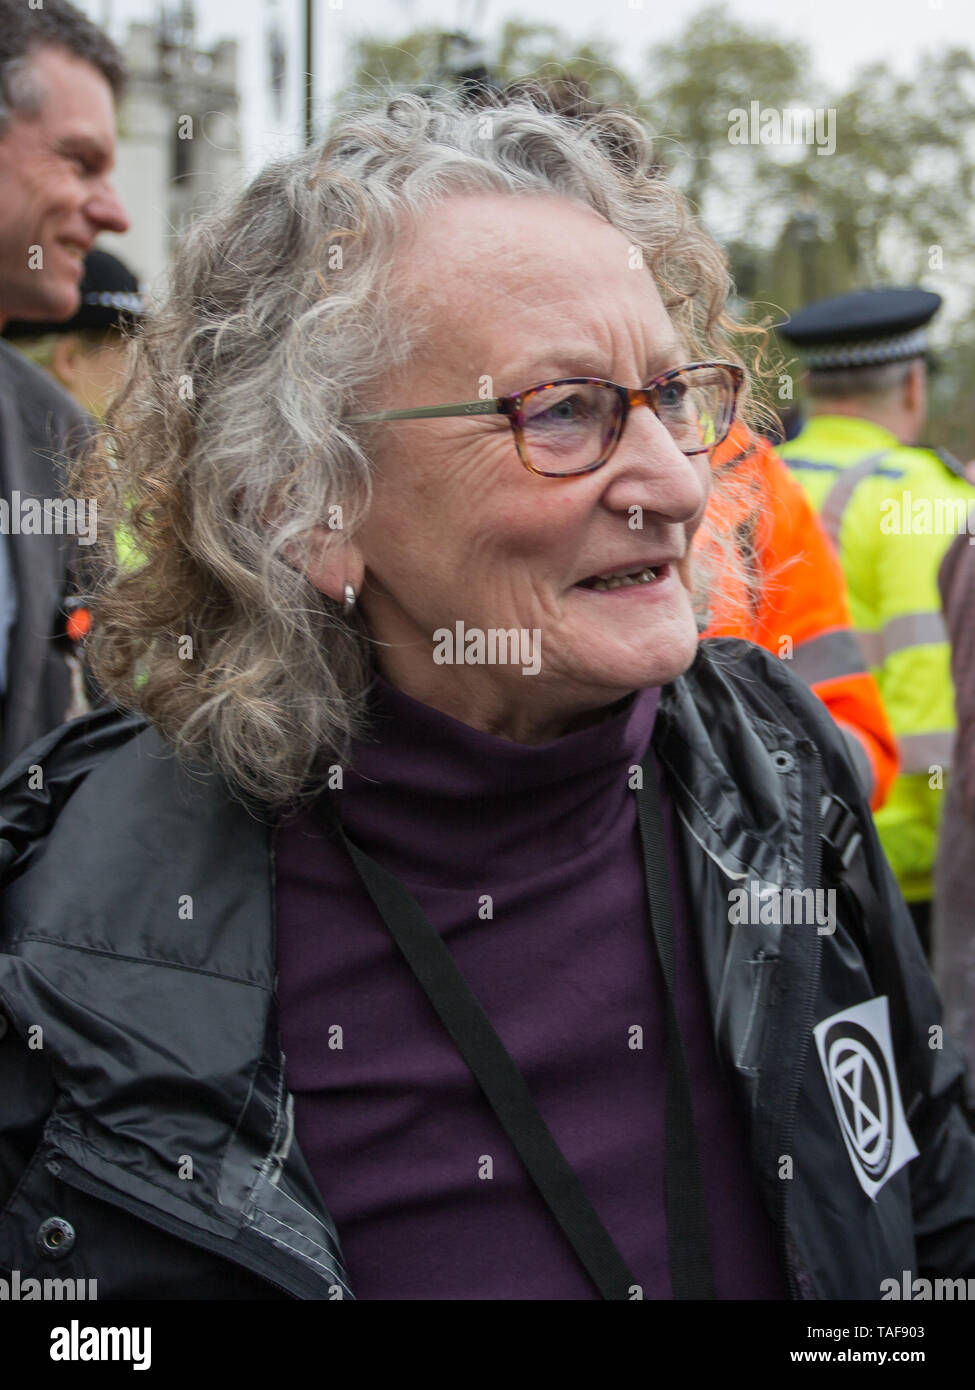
601, 407, 710, 522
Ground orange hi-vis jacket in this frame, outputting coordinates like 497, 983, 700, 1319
699, 424, 898, 810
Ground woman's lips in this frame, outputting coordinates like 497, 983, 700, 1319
574, 562, 673, 592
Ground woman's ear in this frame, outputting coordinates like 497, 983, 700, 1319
303, 527, 366, 605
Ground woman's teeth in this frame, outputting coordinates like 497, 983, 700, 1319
589, 566, 658, 591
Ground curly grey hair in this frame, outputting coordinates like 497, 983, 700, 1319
81, 91, 758, 807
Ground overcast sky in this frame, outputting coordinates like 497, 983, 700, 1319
84, 0, 975, 172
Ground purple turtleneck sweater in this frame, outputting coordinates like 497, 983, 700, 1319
273, 675, 786, 1300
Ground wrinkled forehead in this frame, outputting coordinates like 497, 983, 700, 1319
386, 190, 676, 380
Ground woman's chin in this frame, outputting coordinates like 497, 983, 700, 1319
562, 614, 699, 692
567, 641, 699, 697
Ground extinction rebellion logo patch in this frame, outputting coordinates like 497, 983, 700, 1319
813, 996, 918, 1200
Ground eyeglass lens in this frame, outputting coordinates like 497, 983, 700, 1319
519, 367, 734, 473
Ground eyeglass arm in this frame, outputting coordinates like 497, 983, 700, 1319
347, 399, 503, 423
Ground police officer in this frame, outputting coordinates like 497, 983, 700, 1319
3, 247, 143, 420
779, 287, 973, 954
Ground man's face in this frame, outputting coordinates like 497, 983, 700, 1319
0, 44, 129, 324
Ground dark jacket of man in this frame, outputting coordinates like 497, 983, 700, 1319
0, 641, 972, 1299
934, 531, 975, 1107
0, 340, 91, 767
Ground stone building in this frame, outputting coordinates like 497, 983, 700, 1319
97, 6, 243, 292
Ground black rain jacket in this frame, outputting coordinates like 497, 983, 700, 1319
0, 640, 973, 1299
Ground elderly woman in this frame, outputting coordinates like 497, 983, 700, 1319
0, 96, 972, 1303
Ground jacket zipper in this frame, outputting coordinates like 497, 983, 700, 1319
673, 764, 822, 1299
48, 1155, 318, 1300
772, 744, 823, 1300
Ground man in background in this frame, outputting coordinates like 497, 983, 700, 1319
779, 287, 973, 954
4, 247, 142, 420
703, 422, 898, 813
934, 493, 975, 1112
0, 0, 128, 765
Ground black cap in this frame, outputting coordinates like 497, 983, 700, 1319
3, 248, 144, 339
778, 287, 941, 370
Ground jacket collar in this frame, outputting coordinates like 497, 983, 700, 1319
654, 646, 823, 1068
655, 646, 812, 887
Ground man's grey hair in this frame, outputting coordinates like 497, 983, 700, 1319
80, 90, 754, 807
0, 0, 125, 133
806, 357, 917, 401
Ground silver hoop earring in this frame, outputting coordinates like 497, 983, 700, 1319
342, 582, 357, 614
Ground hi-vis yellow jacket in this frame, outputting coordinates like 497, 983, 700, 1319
781, 414, 974, 902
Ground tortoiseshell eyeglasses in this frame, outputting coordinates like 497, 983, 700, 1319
347, 361, 745, 478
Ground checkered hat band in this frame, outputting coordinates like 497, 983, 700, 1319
82, 290, 144, 314
802, 327, 928, 370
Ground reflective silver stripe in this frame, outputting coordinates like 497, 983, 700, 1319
790, 629, 867, 687
878, 610, 948, 656
898, 730, 954, 774
854, 612, 948, 669
854, 629, 883, 667
820, 450, 891, 547
840, 725, 876, 800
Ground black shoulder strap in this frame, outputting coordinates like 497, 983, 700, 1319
637, 752, 717, 1299
314, 745, 715, 1301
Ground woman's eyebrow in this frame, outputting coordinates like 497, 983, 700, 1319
499, 343, 686, 389
641, 347, 687, 381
